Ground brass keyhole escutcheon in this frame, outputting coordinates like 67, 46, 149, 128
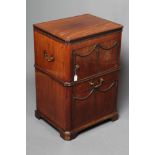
75, 64, 80, 70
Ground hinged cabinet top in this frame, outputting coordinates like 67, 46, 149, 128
33, 14, 123, 42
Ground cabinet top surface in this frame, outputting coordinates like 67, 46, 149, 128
34, 14, 123, 42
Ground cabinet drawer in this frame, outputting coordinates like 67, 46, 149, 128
72, 71, 119, 129
34, 30, 71, 81
72, 32, 121, 80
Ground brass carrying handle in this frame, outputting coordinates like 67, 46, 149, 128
43, 50, 55, 62
89, 78, 104, 89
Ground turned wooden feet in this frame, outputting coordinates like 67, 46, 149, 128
60, 131, 77, 141
111, 113, 119, 122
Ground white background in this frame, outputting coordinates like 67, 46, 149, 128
0, 0, 155, 154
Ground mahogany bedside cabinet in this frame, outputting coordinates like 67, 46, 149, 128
33, 14, 123, 140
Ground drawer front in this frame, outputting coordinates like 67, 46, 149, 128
34, 30, 71, 81
72, 32, 122, 81
72, 71, 119, 129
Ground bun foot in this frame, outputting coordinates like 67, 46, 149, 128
60, 131, 77, 141
35, 110, 41, 119
111, 113, 119, 122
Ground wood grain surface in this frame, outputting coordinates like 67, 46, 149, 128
33, 14, 123, 140
34, 14, 123, 42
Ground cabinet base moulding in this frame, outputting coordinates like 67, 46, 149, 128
35, 110, 119, 141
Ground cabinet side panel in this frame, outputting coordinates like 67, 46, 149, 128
34, 29, 72, 81
35, 70, 72, 130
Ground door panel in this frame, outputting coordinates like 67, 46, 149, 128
72, 32, 121, 80
72, 71, 119, 129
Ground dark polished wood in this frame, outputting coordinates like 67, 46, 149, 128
72, 31, 122, 80
34, 30, 72, 81
72, 71, 119, 129
33, 14, 123, 140
34, 14, 123, 42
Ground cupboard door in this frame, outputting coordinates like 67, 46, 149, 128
72, 72, 119, 129
72, 32, 121, 80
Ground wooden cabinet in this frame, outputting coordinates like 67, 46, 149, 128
33, 14, 123, 140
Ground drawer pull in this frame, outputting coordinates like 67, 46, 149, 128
43, 51, 55, 62
89, 78, 104, 88
73, 80, 117, 101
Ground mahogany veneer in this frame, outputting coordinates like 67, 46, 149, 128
33, 14, 123, 140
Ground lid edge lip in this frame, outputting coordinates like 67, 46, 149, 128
65, 26, 123, 43
33, 25, 123, 43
